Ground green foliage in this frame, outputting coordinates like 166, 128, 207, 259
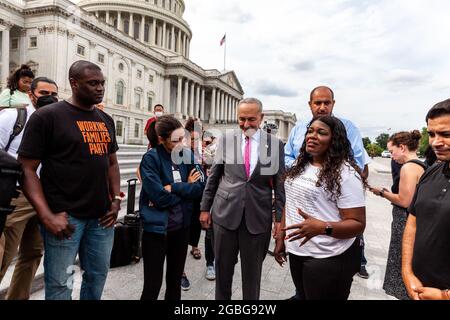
375, 133, 390, 150
366, 143, 383, 157
362, 137, 371, 149
418, 127, 429, 156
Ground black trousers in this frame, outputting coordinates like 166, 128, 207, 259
289, 239, 360, 300
205, 227, 215, 267
189, 208, 202, 247
140, 228, 189, 300
0, 213, 6, 236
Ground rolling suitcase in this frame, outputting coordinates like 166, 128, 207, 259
110, 179, 143, 268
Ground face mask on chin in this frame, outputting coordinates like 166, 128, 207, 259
35, 95, 58, 109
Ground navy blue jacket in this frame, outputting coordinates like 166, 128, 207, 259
139, 144, 205, 234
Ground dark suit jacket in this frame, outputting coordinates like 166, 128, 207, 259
200, 129, 285, 234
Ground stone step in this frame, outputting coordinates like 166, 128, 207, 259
116, 152, 146, 160
117, 144, 147, 153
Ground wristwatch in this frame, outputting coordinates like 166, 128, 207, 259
114, 192, 125, 201
325, 223, 333, 236
380, 188, 388, 198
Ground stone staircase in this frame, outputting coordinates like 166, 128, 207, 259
0, 144, 148, 298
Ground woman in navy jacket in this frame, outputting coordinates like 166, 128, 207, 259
139, 115, 205, 300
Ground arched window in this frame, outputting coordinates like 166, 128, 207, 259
116, 81, 125, 105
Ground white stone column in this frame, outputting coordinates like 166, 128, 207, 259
1, 28, 10, 88
171, 25, 175, 51
117, 11, 123, 31
106, 11, 110, 25
209, 88, 216, 124
195, 85, 200, 118
152, 18, 157, 45
182, 34, 187, 56
224, 93, 230, 123
176, 76, 182, 119
129, 13, 134, 37
162, 22, 167, 49
215, 90, 220, 121
186, 38, 190, 59
217, 91, 222, 122
221, 92, 226, 122
177, 29, 182, 54
164, 77, 171, 111
183, 79, 189, 117
200, 87, 205, 120
189, 81, 195, 117
140, 16, 145, 42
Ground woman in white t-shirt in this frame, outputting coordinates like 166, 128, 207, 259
274, 116, 367, 300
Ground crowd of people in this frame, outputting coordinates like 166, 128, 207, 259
0, 61, 448, 301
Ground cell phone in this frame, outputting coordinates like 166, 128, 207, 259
195, 164, 206, 183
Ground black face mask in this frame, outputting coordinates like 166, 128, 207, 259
36, 95, 58, 109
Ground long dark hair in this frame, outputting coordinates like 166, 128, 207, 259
146, 119, 159, 149
155, 115, 183, 140
285, 116, 367, 200
7, 64, 34, 94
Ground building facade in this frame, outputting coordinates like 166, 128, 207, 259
262, 110, 297, 143
0, 0, 244, 144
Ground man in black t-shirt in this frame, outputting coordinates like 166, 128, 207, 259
402, 99, 450, 301
18, 61, 121, 300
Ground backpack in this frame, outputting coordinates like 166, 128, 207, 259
0, 108, 27, 235
0, 150, 22, 235
4, 108, 27, 152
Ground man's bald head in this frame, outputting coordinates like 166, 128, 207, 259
69, 60, 102, 81
309, 86, 334, 102
68, 60, 105, 107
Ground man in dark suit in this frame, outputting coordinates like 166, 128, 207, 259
200, 98, 285, 300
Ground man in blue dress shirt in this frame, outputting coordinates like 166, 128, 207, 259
285, 86, 366, 169
284, 86, 369, 300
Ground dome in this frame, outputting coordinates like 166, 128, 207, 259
78, 0, 192, 57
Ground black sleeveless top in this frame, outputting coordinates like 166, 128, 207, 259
394, 159, 427, 210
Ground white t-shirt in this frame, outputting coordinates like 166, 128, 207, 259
0, 105, 35, 158
284, 162, 365, 259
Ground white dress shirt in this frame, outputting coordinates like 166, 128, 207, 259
241, 129, 260, 177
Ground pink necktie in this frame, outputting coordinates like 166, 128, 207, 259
244, 136, 251, 178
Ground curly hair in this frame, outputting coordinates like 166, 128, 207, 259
7, 64, 34, 94
285, 116, 367, 200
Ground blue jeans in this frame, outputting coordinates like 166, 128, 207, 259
41, 214, 114, 300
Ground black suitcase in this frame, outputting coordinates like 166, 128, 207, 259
110, 179, 143, 268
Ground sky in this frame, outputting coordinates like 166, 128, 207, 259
183, 0, 450, 140
69, 0, 450, 140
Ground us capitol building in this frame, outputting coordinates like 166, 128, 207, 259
0, 0, 296, 144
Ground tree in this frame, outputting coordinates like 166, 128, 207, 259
375, 133, 390, 150
366, 143, 383, 158
362, 137, 371, 149
418, 127, 429, 156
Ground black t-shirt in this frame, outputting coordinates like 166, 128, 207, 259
408, 162, 450, 289
18, 101, 119, 219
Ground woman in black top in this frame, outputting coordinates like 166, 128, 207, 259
370, 130, 426, 300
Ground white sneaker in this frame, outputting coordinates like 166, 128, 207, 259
205, 266, 216, 281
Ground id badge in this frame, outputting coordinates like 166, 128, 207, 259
173, 169, 182, 183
